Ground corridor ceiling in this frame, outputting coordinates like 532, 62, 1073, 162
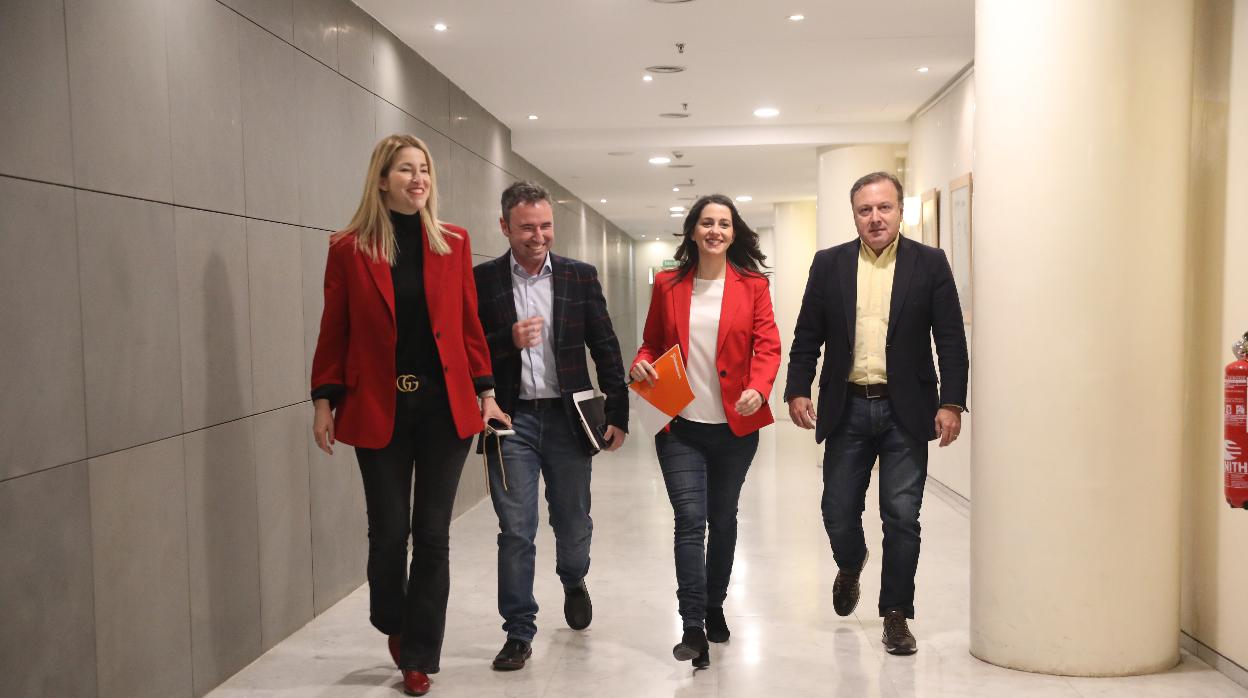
355, 0, 975, 240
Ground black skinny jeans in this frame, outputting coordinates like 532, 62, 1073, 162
355, 387, 470, 672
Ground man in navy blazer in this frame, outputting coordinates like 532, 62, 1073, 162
785, 171, 968, 655
474, 181, 628, 671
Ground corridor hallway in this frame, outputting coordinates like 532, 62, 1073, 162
210, 421, 1245, 697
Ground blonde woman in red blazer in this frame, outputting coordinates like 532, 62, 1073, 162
310, 134, 507, 697
631, 194, 781, 668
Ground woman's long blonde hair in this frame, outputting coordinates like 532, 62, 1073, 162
335, 134, 459, 263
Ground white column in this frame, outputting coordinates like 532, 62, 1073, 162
816, 144, 902, 249
971, 0, 1193, 675
771, 201, 817, 413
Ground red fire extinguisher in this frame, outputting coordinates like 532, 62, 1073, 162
1226, 332, 1248, 509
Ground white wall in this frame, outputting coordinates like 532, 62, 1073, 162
905, 71, 976, 499
633, 238, 681, 356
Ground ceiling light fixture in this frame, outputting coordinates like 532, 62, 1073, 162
649, 156, 672, 165
669, 213, 682, 218
643, 75, 654, 82
433, 23, 447, 32
672, 187, 680, 192
788, 14, 805, 21
669, 206, 684, 212
735, 195, 752, 202
753, 107, 780, 118
599, 198, 607, 203
527, 114, 538, 120
917, 66, 930, 73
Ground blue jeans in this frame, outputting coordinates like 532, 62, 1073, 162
656, 418, 759, 628
486, 401, 592, 642
821, 394, 928, 618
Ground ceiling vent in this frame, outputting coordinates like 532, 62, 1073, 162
668, 164, 694, 168
658, 112, 689, 118
651, 0, 696, 4
646, 65, 686, 74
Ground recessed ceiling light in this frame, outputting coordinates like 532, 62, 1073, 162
599, 198, 607, 203
643, 75, 654, 82
669, 213, 682, 218
672, 187, 680, 192
753, 107, 780, 118
669, 206, 684, 212
735, 195, 752, 202
641, 235, 647, 239
917, 66, 930, 73
788, 14, 805, 21
527, 114, 538, 120
433, 23, 447, 32
649, 156, 672, 165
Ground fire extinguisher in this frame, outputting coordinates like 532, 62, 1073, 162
1226, 331, 1248, 509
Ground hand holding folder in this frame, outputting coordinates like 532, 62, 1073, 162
629, 345, 695, 435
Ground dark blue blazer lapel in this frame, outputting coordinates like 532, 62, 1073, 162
836, 242, 857, 351
550, 253, 567, 362
887, 237, 917, 343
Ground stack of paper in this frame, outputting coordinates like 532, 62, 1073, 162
629, 345, 695, 435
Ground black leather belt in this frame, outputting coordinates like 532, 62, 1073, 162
516, 397, 563, 410
848, 382, 889, 399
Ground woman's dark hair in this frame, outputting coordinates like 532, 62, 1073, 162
669, 194, 769, 284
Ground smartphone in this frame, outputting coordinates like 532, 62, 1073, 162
485, 418, 515, 437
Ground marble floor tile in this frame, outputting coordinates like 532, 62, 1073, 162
208, 421, 1247, 698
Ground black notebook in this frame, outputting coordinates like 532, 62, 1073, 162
571, 390, 610, 454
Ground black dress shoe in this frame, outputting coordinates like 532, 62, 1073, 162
492, 638, 533, 671
672, 627, 709, 664
705, 607, 730, 643
833, 549, 869, 616
882, 608, 918, 655
564, 581, 592, 630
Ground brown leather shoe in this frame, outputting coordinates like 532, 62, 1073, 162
882, 608, 917, 655
832, 549, 869, 616
401, 670, 431, 696
388, 635, 401, 668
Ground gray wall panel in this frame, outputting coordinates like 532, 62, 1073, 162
167, 0, 245, 214
337, 0, 375, 92
308, 439, 367, 614
449, 84, 510, 169
0, 463, 97, 698
0, 179, 86, 480
292, 0, 338, 69
78, 192, 183, 456
221, 0, 293, 42
66, 0, 173, 201
240, 18, 301, 224
185, 421, 262, 695
252, 405, 315, 649
89, 437, 191, 698
248, 219, 307, 411
176, 208, 253, 431
0, 0, 73, 184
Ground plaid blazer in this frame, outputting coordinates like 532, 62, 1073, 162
474, 252, 629, 448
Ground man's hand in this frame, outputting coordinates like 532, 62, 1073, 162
935, 406, 962, 447
788, 397, 817, 429
602, 425, 626, 451
735, 388, 764, 416
512, 316, 544, 349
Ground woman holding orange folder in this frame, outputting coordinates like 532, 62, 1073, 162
630, 194, 781, 668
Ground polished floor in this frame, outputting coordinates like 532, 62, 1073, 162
210, 420, 1246, 697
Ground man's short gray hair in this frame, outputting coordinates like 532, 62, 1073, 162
501, 181, 551, 223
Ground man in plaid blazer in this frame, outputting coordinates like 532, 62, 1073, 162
474, 181, 629, 671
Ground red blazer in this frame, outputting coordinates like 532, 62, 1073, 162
634, 265, 782, 436
310, 224, 493, 447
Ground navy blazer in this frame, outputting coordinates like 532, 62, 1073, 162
474, 252, 629, 450
784, 236, 968, 443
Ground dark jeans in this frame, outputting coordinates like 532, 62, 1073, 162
486, 401, 592, 642
655, 418, 759, 628
821, 393, 928, 618
355, 387, 470, 671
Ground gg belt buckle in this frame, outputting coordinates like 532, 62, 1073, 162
396, 374, 421, 393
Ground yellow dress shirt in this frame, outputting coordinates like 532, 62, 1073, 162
849, 235, 898, 386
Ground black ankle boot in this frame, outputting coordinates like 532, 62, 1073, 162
672, 627, 709, 664
705, 607, 730, 643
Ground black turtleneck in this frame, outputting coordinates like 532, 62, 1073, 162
391, 210, 442, 379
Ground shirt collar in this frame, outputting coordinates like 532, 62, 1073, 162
859, 233, 900, 263
510, 251, 553, 279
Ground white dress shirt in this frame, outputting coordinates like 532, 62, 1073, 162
510, 252, 560, 399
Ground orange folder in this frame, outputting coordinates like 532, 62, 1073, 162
630, 345, 695, 424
